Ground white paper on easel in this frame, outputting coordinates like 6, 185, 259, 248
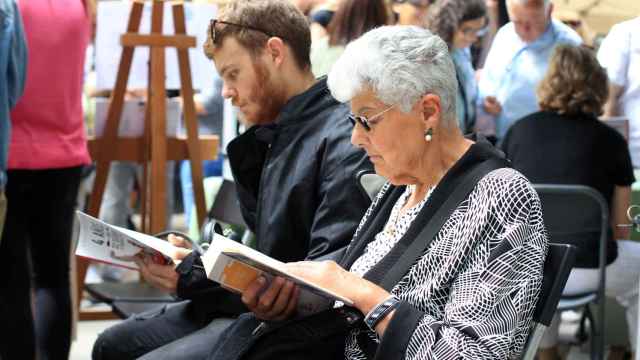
95, 2, 218, 91
92, 98, 183, 138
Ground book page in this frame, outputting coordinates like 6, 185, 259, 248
75, 211, 177, 269
200, 233, 353, 316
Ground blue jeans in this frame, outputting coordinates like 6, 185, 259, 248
180, 159, 223, 226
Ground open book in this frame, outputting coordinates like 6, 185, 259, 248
202, 233, 354, 316
75, 211, 179, 270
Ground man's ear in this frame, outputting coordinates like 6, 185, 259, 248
420, 94, 442, 128
265, 37, 286, 67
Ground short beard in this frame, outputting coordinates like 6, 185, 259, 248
247, 59, 288, 125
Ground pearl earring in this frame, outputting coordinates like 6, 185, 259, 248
425, 128, 433, 142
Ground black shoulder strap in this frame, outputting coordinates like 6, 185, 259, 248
378, 157, 505, 291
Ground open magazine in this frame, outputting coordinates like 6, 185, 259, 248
75, 211, 179, 270
201, 233, 354, 316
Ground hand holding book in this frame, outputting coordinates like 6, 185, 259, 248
133, 235, 193, 293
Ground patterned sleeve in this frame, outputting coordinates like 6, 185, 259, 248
376, 170, 548, 360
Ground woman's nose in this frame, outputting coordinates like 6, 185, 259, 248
350, 121, 368, 147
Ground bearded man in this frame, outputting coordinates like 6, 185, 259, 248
92, 1, 372, 359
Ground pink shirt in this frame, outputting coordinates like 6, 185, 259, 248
9, 0, 91, 169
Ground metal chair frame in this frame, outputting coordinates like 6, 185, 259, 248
533, 184, 609, 360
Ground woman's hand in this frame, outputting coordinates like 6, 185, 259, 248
241, 276, 300, 321
284, 261, 390, 317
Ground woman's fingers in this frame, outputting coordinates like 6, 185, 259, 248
263, 279, 295, 319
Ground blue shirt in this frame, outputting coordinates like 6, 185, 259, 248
478, 19, 581, 139
452, 47, 477, 133
0, 0, 27, 189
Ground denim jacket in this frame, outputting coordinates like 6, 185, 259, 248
0, 0, 27, 189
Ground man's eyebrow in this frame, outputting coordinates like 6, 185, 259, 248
219, 64, 233, 77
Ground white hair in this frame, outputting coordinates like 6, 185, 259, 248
327, 26, 457, 123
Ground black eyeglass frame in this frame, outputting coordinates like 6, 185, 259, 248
348, 105, 395, 132
209, 19, 277, 44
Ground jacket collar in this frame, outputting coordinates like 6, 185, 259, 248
273, 76, 336, 126
340, 136, 508, 269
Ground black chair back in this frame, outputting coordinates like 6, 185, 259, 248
520, 243, 576, 359
534, 184, 609, 270
207, 179, 246, 228
533, 184, 609, 360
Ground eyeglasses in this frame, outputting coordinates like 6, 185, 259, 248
461, 25, 488, 38
348, 105, 394, 132
209, 19, 276, 45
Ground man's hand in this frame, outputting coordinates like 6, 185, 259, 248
135, 255, 180, 293
483, 96, 502, 115
241, 276, 299, 321
134, 234, 192, 293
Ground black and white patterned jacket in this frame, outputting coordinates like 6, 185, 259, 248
341, 142, 548, 359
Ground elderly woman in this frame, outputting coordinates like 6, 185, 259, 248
211, 26, 547, 360
502, 44, 640, 360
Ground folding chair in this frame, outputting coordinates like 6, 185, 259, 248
356, 170, 386, 201
200, 179, 250, 246
534, 184, 609, 360
520, 243, 577, 359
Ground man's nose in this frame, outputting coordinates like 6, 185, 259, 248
221, 83, 235, 99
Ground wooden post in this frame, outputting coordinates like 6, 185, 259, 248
76, 0, 144, 319
173, 3, 207, 227
148, 0, 167, 234
77, 0, 217, 320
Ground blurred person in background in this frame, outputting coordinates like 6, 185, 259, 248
477, 0, 581, 141
0, 0, 27, 247
502, 44, 640, 360
391, 0, 433, 26
428, 0, 487, 134
0, 0, 92, 359
308, 0, 342, 41
598, 16, 640, 169
310, 0, 389, 77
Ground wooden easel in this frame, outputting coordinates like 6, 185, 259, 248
76, 0, 218, 320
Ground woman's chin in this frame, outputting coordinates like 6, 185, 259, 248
372, 165, 397, 184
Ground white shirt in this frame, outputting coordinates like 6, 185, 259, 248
598, 17, 640, 167
478, 19, 582, 139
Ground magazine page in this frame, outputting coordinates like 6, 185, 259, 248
75, 211, 177, 269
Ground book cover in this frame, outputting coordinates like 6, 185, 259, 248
75, 211, 177, 269
201, 233, 353, 316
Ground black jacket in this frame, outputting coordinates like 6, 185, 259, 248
176, 77, 372, 319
